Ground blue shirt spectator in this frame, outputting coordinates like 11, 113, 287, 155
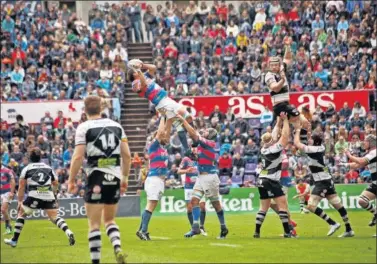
1, 16, 15, 33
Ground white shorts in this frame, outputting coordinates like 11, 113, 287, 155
145, 177, 165, 201
156, 97, 183, 119
184, 189, 206, 203
193, 174, 220, 199
271, 186, 289, 205
1, 192, 12, 204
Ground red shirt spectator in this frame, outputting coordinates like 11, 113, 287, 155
11, 47, 27, 65
348, 130, 365, 142
217, 4, 228, 21
275, 10, 287, 24
54, 111, 67, 129
224, 44, 237, 55
287, 7, 300, 21
345, 170, 359, 182
219, 153, 232, 169
164, 42, 178, 59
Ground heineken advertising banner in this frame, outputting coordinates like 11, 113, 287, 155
1, 196, 140, 221
140, 184, 372, 216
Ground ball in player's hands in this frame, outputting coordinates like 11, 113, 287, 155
128, 59, 143, 69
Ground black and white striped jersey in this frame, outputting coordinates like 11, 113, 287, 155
365, 149, 376, 184
265, 65, 289, 105
20, 163, 56, 201
302, 145, 332, 182
75, 118, 127, 179
259, 143, 284, 181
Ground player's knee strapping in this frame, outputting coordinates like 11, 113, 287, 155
359, 195, 376, 213
209, 196, 219, 202
308, 196, 320, 207
88, 229, 101, 264
106, 224, 121, 252
328, 195, 341, 206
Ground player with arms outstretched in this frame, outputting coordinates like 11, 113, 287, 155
294, 123, 354, 237
254, 113, 293, 238
68, 96, 131, 264
176, 115, 229, 239
1, 160, 16, 235
127, 60, 191, 150
4, 148, 75, 248
178, 148, 207, 236
342, 134, 376, 237
137, 117, 172, 240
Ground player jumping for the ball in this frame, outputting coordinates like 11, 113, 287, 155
127, 59, 191, 151
265, 38, 310, 141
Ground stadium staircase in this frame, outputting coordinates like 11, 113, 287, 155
121, 43, 153, 195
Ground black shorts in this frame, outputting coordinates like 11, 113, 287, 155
365, 183, 377, 196
23, 196, 57, 210
84, 170, 121, 204
273, 102, 300, 118
311, 179, 337, 197
257, 178, 285, 200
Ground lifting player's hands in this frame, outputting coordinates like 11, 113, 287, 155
279, 112, 288, 120
186, 167, 196, 173
175, 114, 185, 122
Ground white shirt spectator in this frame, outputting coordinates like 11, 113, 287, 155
350, 105, 367, 119
226, 25, 239, 37
112, 45, 128, 62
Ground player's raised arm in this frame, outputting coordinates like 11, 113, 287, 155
271, 116, 282, 142
293, 122, 306, 151
177, 114, 199, 142
345, 151, 369, 167
155, 117, 167, 142
283, 37, 293, 66
141, 63, 157, 76
278, 113, 290, 147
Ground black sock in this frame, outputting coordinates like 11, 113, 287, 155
5, 220, 11, 229
304, 201, 308, 205
300, 202, 305, 211
12, 217, 24, 242
300, 129, 308, 145
54, 217, 70, 235
255, 211, 266, 234
337, 206, 352, 232
314, 207, 336, 225
279, 211, 291, 234
106, 224, 121, 253
200, 210, 206, 228
88, 229, 101, 264
187, 211, 193, 226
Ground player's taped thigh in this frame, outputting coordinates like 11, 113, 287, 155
327, 195, 341, 206
308, 195, 322, 207
22, 205, 34, 216
192, 190, 204, 200
208, 195, 220, 202
359, 194, 371, 206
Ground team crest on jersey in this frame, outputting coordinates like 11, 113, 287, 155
93, 185, 101, 194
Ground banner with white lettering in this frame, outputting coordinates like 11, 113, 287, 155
1, 196, 140, 220
141, 184, 372, 216
176, 90, 370, 117
1, 100, 85, 124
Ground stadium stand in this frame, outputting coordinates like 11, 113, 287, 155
0, 1, 376, 197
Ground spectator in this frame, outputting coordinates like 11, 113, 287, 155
233, 116, 249, 134
1, 145, 9, 166
36, 135, 50, 161
132, 152, 143, 179
40, 111, 54, 130
335, 136, 349, 155
244, 139, 259, 163
345, 169, 359, 184
127, 1, 144, 43
260, 106, 273, 130
350, 101, 367, 119
53, 110, 67, 129
209, 105, 225, 124
232, 153, 245, 178
360, 167, 371, 182
219, 152, 232, 176
63, 144, 73, 166
231, 139, 244, 156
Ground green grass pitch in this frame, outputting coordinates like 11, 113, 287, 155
1, 211, 376, 263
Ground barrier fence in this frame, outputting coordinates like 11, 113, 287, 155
140, 184, 372, 216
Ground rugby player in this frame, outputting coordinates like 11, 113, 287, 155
68, 96, 131, 264
176, 115, 229, 239
342, 134, 376, 237
265, 38, 310, 142
127, 60, 191, 151
136, 117, 171, 240
178, 148, 207, 236
0, 160, 16, 234
293, 178, 310, 214
254, 113, 293, 238
4, 148, 75, 248
294, 124, 354, 237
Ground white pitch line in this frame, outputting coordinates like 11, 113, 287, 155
150, 236, 170, 240
210, 243, 241, 248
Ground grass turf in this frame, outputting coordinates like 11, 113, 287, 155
1, 211, 376, 263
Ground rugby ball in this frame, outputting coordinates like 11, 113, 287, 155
128, 59, 143, 69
